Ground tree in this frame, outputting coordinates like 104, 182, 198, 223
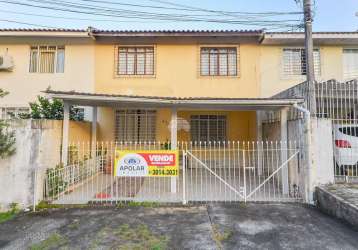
23, 96, 84, 121
0, 89, 16, 159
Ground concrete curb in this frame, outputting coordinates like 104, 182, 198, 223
315, 186, 358, 230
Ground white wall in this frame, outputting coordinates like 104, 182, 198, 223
0, 120, 62, 210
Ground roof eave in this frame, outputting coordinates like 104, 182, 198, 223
46, 92, 304, 109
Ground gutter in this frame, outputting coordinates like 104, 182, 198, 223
46, 93, 304, 107
292, 103, 313, 204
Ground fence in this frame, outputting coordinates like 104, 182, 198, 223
43, 140, 302, 204
274, 79, 358, 183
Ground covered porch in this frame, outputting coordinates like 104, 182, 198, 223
44, 90, 305, 204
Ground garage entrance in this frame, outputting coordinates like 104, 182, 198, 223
43, 140, 302, 204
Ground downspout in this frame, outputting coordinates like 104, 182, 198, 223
292, 103, 314, 204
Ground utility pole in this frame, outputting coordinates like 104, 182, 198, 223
304, 0, 316, 113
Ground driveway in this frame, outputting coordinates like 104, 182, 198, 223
0, 203, 357, 250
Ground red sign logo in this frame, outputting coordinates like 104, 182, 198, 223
140, 153, 176, 166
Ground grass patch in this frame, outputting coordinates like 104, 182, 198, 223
35, 201, 62, 211
29, 233, 67, 250
116, 201, 159, 208
0, 203, 20, 224
90, 224, 169, 250
211, 224, 233, 249
115, 224, 168, 250
35, 201, 88, 211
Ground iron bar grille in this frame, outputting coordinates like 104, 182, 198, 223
200, 47, 238, 76
115, 109, 156, 142
116, 47, 154, 76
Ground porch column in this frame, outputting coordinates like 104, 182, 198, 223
91, 107, 97, 149
280, 107, 289, 195
170, 107, 177, 193
61, 101, 70, 165
256, 111, 263, 176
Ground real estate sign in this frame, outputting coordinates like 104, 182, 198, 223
114, 150, 179, 177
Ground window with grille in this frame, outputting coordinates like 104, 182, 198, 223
282, 48, 320, 77
200, 47, 238, 76
117, 47, 154, 75
29, 45, 65, 73
115, 109, 156, 141
343, 49, 358, 79
190, 115, 227, 142
0, 107, 29, 120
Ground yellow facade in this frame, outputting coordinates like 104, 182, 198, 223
97, 108, 257, 142
94, 44, 260, 98
93, 42, 347, 142
0, 30, 354, 142
94, 42, 261, 142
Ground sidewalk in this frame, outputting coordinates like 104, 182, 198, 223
0, 203, 357, 249
316, 184, 358, 229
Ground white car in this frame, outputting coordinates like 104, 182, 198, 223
333, 124, 358, 168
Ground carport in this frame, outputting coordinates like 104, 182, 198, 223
44, 90, 307, 204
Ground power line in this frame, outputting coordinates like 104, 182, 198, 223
0, 0, 302, 28
0, 18, 60, 28
146, 0, 303, 16
0, 9, 172, 23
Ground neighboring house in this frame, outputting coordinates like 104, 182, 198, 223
1, 28, 358, 143
0, 28, 95, 120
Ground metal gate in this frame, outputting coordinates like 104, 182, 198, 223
43, 141, 302, 205
182, 141, 301, 203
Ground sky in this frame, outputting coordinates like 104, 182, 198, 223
0, 0, 357, 31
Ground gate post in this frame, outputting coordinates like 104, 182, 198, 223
280, 108, 289, 195
182, 151, 187, 205
242, 143, 247, 202
170, 107, 178, 193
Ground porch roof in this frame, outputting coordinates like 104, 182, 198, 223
45, 90, 304, 110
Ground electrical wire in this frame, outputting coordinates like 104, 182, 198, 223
0, 0, 302, 28
0, 0, 304, 30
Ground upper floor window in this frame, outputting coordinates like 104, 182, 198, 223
282, 48, 320, 77
29, 45, 65, 73
343, 49, 358, 79
117, 47, 154, 76
200, 47, 238, 76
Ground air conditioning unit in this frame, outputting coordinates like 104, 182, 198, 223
0, 54, 14, 71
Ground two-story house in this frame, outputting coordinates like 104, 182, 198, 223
1, 29, 358, 146
3, 28, 358, 204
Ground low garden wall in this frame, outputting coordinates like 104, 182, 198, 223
0, 119, 91, 210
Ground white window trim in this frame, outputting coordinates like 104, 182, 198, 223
190, 114, 227, 142
114, 45, 156, 78
280, 47, 321, 80
197, 44, 240, 78
342, 47, 358, 80
0, 107, 29, 120
29, 45, 65, 74
114, 109, 157, 142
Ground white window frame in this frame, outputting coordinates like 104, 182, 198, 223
114, 109, 157, 142
199, 46, 239, 77
29, 45, 65, 73
0, 107, 29, 120
190, 115, 227, 142
281, 47, 321, 78
343, 48, 358, 80
115, 45, 156, 77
